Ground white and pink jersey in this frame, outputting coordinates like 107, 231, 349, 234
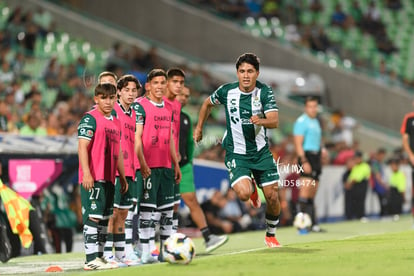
163, 96, 181, 153
114, 102, 136, 177
78, 109, 121, 184
138, 97, 173, 168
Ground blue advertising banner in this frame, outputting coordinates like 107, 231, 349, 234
192, 159, 229, 203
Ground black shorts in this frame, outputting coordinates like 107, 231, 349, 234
299, 151, 322, 181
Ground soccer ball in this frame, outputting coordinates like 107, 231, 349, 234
293, 212, 312, 231
163, 233, 196, 265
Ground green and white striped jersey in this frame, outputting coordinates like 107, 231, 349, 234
209, 80, 278, 156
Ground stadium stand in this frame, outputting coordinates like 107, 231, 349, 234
185, 0, 414, 92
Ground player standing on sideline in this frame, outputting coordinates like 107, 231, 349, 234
78, 83, 128, 270
134, 69, 181, 263
95, 71, 118, 262
177, 86, 228, 252
102, 75, 141, 266
400, 108, 414, 228
293, 96, 324, 233
164, 68, 184, 234
194, 53, 282, 248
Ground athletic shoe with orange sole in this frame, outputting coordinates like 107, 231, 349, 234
264, 236, 282, 248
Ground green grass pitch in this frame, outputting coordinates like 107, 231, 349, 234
1, 215, 413, 275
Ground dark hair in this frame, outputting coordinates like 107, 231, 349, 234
304, 96, 319, 104
147, 68, 167, 82
117, 74, 142, 90
236, 53, 260, 71
354, 150, 363, 158
388, 157, 400, 165
95, 83, 117, 96
377, 147, 387, 154
166, 68, 185, 79
98, 71, 117, 82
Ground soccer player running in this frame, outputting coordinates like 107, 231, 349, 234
400, 109, 414, 228
78, 83, 128, 270
194, 53, 282, 248
134, 69, 181, 263
293, 96, 324, 233
164, 68, 184, 234
177, 86, 229, 252
101, 75, 141, 266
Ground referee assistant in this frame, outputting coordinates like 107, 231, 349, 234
293, 96, 323, 233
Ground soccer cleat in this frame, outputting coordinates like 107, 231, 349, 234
205, 234, 228, 253
151, 247, 160, 257
264, 236, 282, 248
250, 179, 261, 208
140, 252, 159, 264
84, 257, 114, 270
102, 255, 127, 268
122, 253, 141, 266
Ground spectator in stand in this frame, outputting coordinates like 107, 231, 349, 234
11, 52, 26, 79
140, 46, 161, 71
22, 22, 38, 56
33, 7, 53, 37
43, 56, 60, 89
361, 0, 383, 36
310, 26, 332, 53
0, 61, 15, 84
339, 111, 358, 148
331, 3, 351, 29
46, 113, 62, 136
386, 0, 402, 11
0, 99, 8, 132
349, 0, 364, 27
261, 0, 280, 19
244, 0, 263, 18
309, 0, 323, 14
375, 31, 398, 55
19, 111, 47, 136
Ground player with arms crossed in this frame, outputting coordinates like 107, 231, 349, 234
194, 53, 282, 248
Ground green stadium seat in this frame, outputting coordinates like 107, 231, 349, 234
325, 26, 344, 43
